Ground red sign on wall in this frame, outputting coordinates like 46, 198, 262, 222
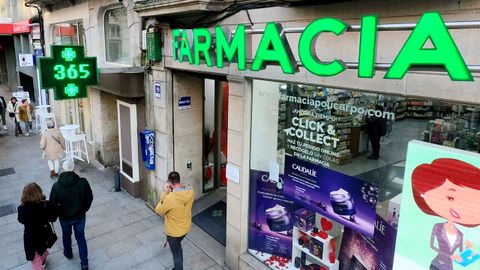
0, 24, 13, 35
13, 20, 31, 34
0, 20, 30, 35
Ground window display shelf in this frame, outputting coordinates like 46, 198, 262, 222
292, 226, 339, 270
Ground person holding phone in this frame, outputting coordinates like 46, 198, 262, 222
155, 171, 195, 270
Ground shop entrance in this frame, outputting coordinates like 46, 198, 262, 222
19, 72, 35, 103
172, 72, 228, 249
203, 78, 229, 193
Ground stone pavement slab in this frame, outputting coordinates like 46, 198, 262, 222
0, 84, 227, 270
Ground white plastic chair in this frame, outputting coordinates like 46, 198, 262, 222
64, 133, 90, 163
35, 109, 46, 132
36, 111, 57, 133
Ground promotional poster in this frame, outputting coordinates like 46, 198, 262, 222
393, 140, 480, 270
248, 169, 302, 260
283, 155, 378, 237
339, 215, 397, 270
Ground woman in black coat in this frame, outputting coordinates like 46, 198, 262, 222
18, 183, 57, 270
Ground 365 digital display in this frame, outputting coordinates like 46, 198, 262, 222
39, 45, 98, 100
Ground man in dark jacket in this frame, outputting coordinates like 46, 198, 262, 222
50, 160, 93, 270
366, 105, 387, 160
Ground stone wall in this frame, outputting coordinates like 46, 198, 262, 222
91, 88, 119, 166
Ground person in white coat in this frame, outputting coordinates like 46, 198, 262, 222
6, 97, 22, 136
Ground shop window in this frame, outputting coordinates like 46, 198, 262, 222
52, 23, 84, 46
104, 6, 130, 65
248, 79, 480, 270
117, 100, 139, 182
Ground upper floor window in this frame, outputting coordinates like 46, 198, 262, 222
104, 6, 130, 64
52, 23, 84, 45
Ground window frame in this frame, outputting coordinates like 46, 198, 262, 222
117, 100, 139, 183
103, 6, 132, 66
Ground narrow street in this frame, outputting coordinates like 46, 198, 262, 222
0, 85, 225, 270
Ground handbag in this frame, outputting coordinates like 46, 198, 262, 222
8, 112, 14, 117
44, 222, 58, 248
43, 201, 57, 248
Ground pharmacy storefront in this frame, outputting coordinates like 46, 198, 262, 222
157, 5, 480, 270
248, 80, 480, 270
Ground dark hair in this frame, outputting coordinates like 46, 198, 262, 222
412, 158, 480, 227
168, 171, 180, 184
21, 183, 44, 205
11, 97, 17, 103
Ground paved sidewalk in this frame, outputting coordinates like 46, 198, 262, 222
0, 85, 226, 270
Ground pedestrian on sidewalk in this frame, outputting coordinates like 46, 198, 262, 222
7, 97, 22, 136
17, 183, 57, 270
155, 171, 195, 270
19, 99, 34, 136
40, 120, 65, 178
0, 95, 7, 130
49, 160, 93, 270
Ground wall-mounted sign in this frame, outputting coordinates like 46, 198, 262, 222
154, 81, 161, 98
31, 25, 41, 40
12, 20, 30, 34
34, 48, 43, 57
38, 45, 98, 100
178, 96, 191, 110
172, 12, 473, 82
19, 54, 34, 67
226, 163, 240, 184
147, 31, 162, 61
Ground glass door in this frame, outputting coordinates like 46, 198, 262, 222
202, 79, 229, 193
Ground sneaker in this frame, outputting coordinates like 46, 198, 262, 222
81, 265, 89, 270
3, 125, 6, 130
24, 133, 29, 136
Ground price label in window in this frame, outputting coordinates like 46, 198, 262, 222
39, 45, 98, 100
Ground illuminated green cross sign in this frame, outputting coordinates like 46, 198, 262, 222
39, 45, 98, 100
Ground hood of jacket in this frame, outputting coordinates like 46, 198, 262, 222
58, 171, 80, 187
171, 186, 194, 204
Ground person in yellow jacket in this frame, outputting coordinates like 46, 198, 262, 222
155, 171, 194, 270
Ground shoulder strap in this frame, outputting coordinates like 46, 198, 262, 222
47, 131, 62, 146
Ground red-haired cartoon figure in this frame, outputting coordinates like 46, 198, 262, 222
412, 158, 480, 270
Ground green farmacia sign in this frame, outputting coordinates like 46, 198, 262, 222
172, 12, 473, 81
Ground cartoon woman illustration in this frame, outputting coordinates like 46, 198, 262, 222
412, 158, 480, 270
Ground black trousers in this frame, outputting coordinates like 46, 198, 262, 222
369, 133, 381, 157
14, 119, 22, 136
167, 234, 186, 270
0, 108, 5, 126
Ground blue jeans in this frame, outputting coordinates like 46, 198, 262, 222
60, 216, 88, 268
167, 235, 185, 270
